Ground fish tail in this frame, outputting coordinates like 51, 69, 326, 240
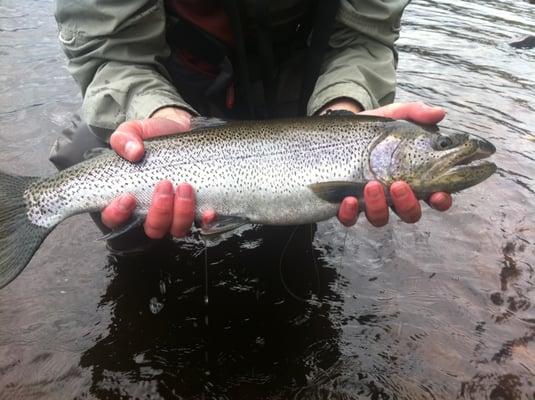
0, 170, 51, 288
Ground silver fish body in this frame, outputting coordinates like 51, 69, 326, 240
24, 117, 394, 229
0, 115, 496, 288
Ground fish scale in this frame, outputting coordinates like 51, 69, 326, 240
24, 116, 385, 228
0, 115, 496, 288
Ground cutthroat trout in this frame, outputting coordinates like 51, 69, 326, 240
0, 116, 496, 287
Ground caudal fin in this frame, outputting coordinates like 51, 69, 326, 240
0, 171, 51, 288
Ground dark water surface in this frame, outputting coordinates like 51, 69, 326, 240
1, 1, 534, 399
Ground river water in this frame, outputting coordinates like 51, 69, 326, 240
0, 1, 534, 399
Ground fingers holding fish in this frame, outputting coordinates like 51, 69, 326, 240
100, 181, 196, 239
390, 181, 422, 224
364, 181, 389, 227
109, 124, 145, 162
144, 180, 175, 239
170, 183, 196, 238
200, 208, 217, 229
110, 112, 192, 162
361, 101, 446, 125
360, 101, 452, 219
337, 196, 359, 226
0, 116, 498, 289
149, 106, 193, 130
408, 102, 446, 125
427, 192, 453, 211
101, 194, 137, 229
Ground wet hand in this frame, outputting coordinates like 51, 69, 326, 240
109, 107, 192, 162
335, 102, 453, 227
101, 182, 196, 239
102, 107, 199, 238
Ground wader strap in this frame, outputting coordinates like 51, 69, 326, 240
221, 0, 256, 118
299, 0, 340, 115
255, 0, 276, 118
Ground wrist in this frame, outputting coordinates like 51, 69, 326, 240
319, 97, 363, 115
150, 106, 193, 124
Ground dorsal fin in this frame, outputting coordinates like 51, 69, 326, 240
322, 114, 440, 132
317, 113, 396, 123
189, 115, 399, 133
348, 114, 397, 123
189, 117, 230, 132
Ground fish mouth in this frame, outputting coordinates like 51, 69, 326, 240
428, 137, 497, 192
454, 138, 496, 167
448, 137, 496, 171
444, 159, 497, 178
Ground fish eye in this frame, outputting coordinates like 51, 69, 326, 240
435, 136, 454, 150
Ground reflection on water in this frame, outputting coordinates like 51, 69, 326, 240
0, 0, 534, 398
80, 226, 342, 399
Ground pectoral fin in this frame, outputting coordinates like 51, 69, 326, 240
308, 181, 366, 203
200, 215, 250, 236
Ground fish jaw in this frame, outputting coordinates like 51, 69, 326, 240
367, 123, 497, 196
423, 160, 497, 196
420, 135, 497, 194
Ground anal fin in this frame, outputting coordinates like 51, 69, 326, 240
98, 215, 145, 241
200, 215, 250, 236
189, 117, 230, 131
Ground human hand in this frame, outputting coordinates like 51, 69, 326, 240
319, 97, 363, 115
109, 107, 192, 162
332, 101, 453, 227
101, 107, 201, 239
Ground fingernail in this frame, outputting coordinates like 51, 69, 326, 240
367, 184, 383, 199
424, 104, 442, 112
118, 195, 135, 212
156, 181, 173, 195
201, 209, 217, 227
429, 192, 450, 210
343, 198, 358, 214
179, 116, 191, 129
392, 184, 409, 199
124, 140, 139, 160
433, 192, 445, 204
177, 183, 193, 199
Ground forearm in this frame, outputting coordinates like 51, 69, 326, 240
318, 97, 363, 114
81, 62, 196, 137
307, 0, 410, 115
55, 0, 196, 140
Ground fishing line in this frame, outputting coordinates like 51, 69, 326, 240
309, 223, 321, 298
279, 225, 308, 303
201, 236, 210, 308
334, 226, 349, 292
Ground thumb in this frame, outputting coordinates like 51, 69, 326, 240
361, 102, 446, 125
110, 117, 190, 162
140, 117, 191, 139
149, 106, 193, 134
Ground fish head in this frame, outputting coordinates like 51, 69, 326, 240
369, 121, 497, 196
